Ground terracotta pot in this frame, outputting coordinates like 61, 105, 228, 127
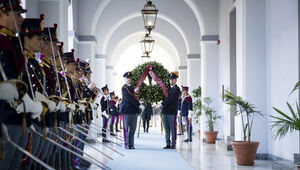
198, 130, 201, 140
231, 141, 259, 166
204, 131, 218, 144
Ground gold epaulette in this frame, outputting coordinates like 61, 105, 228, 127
0, 27, 14, 37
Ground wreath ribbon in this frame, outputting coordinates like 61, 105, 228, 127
134, 65, 169, 98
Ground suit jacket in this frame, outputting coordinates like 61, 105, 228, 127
162, 85, 181, 115
120, 84, 140, 114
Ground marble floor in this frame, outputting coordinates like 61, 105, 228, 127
176, 135, 273, 170
85, 122, 273, 170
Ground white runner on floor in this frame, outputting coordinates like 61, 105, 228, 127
88, 129, 193, 170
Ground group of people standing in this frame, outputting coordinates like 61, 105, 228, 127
116, 71, 194, 150
0, 1, 195, 170
0, 1, 109, 169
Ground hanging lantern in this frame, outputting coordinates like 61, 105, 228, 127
140, 34, 155, 57
141, 0, 158, 34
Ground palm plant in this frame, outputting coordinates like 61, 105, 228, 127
202, 97, 221, 131
192, 86, 202, 125
270, 81, 300, 154
224, 90, 263, 142
271, 102, 300, 139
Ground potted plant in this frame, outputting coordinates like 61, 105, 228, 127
224, 90, 263, 166
192, 86, 202, 140
270, 81, 300, 169
202, 97, 221, 143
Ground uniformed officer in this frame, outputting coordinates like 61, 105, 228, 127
0, 1, 48, 169
120, 71, 140, 149
19, 15, 54, 170
161, 73, 181, 149
109, 91, 118, 136
100, 84, 110, 143
180, 86, 193, 142
38, 23, 60, 168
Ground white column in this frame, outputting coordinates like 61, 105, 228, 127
235, 0, 267, 153
105, 66, 113, 89
178, 68, 187, 87
187, 54, 201, 92
200, 41, 219, 139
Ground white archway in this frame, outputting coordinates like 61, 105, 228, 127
109, 31, 181, 67
101, 13, 191, 54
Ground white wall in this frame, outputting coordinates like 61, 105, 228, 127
218, 0, 299, 160
266, 0, 299, 161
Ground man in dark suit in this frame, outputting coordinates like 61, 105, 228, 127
120, 71, 140, 149
161, 73, 181, 149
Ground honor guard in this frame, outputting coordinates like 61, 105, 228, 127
0, 1, 48, 170
180, 86, 193, 142
37, 23, 60, 168
109, 91, 117, 136
120, 71, 140, 149
161, 73, 181, 149
100, 84, 110, 143
19, 15, 54, 170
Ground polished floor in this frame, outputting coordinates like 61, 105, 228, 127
85, 118, 273, 170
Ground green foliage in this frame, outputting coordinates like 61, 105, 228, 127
202, 97, 221, 131
192, 86, 202, 125
290, 80, 300, 96
271, 81, 300, 141
224, 90, 263, 142
271, 102, 300, 139
131, 61, 169, 103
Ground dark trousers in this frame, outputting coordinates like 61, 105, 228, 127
143, 119, 150, 132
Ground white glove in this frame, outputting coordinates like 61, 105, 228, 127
188, 110, 193, 119
139, 105, 145, 110
156, 102, 162, 108
0, 82, 19, 103
58, 101, 67, 112
88, 82, 96, 90
30, 125, 36, 132
79, 104, 85, 112
35, 92, 56, 112
1, 124, 10, 141
102, 111, 109, 119
67, 103, 76, 112
16, 94, 43, 118
90, 103, 98, 110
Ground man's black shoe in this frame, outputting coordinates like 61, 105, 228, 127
184, 139, 191, 142
110, 133, 116, 136
171, 145, 176, 149
129, 145, 135, 149
177, 133, 183, 135
102, 139, 110, 143
163, 145, 171, 149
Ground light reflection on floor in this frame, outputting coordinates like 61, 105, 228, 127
85, 120, 273, 170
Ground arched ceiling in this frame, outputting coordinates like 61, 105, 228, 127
104, 17, 186, 66
89, 0, 202, 66
109, 31, 180, 67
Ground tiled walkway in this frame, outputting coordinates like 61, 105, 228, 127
86, 124, 273, 170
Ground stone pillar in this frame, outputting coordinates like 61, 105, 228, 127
26, 0, 70, 46
178, 66, 188, 87
105, 66, 113, 88
200, 40, 219, 139
234, 0, 267, 153
187, 54, 201, 92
